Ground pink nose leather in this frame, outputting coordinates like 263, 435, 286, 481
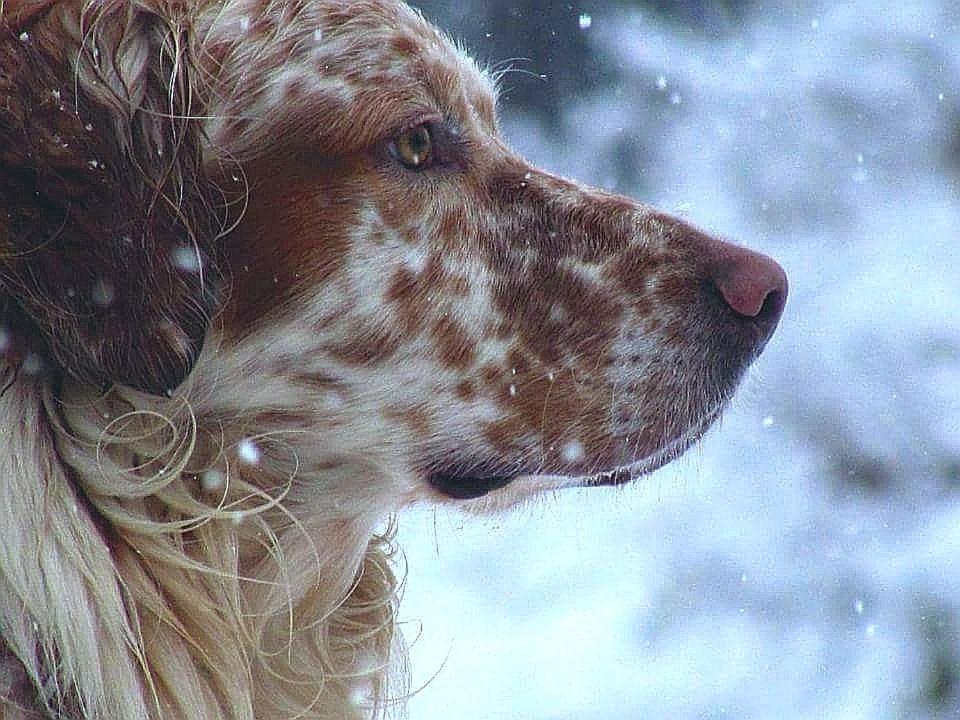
711, 246, 788, 321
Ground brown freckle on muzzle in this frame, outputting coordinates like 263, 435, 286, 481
610, 246, 673, 297
431, 315, 476, 370
386, 267, 418, 305
385, 404, 433, 436
325, 326, 403, 366
482, 416, 533, 457
437, 207, 468, 246
386, 266, 425, 334
480, 364, 501, 386
447, 275, 470, 296
455, 380, 476, 400
292, 371, 348, 394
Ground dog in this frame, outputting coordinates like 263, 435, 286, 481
0, 0, 787, 717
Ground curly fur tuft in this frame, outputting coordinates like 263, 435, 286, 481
0, 367, 406, 720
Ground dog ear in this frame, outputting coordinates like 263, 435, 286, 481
0, 8, 221, 395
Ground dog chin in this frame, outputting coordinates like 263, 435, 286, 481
524, 425, 708, 493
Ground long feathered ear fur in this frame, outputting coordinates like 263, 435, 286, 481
0, 2, 220, 715
0, 0, 220, 394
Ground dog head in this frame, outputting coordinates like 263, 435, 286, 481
0, 0, 787, 506
193, 0, 787, 507
0, 2, 788, 717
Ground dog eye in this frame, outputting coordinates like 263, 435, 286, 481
390, 124, 434, 170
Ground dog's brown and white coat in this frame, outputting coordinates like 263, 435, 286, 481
0, 1, 786, 717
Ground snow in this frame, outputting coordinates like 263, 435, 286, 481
398, 1, 960, 718
199, 469, 225, 494
91, 279, 114, 307
21, 354, 42, 375
561, 440, 585, 464
237, 438, 261, 465
171, 246, 203, 273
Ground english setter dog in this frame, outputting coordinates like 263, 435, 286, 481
0, 0, 787, 717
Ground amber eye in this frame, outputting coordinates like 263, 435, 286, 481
391, 124, 434, 170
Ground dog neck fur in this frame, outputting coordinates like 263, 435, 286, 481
0, 362, 404, 720
0, 373, 150, 720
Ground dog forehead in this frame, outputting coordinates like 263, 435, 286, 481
205, 0, 497, 149
322, 3, 496, 127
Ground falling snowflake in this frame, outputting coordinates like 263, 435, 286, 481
200, 470, 225, 493
22, 354, 42, 374
238, 438, 261, 464
172, 246, 202, 273
561, 440, 585, 463
91, 279, 115, 307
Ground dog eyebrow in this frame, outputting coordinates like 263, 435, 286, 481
402, 37, 499, 136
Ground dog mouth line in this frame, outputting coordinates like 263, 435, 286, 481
427, 407, 720, 500
532, 422, 708, 491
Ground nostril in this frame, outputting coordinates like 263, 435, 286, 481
711, 250, 788, 324
756, 287, 787, 324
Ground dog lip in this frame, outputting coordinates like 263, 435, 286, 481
428, 401, 725, 499
576, 444, 684, 488
427, 472, 516, 499
427, 448, 672, 499
558, 408, 722, 490
580, 467, 634, 487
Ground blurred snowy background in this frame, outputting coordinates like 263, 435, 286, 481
395, 1, 960, 718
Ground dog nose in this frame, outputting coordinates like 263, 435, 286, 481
709, 244, 788, 330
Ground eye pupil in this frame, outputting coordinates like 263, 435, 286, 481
394, 124, 434, 169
